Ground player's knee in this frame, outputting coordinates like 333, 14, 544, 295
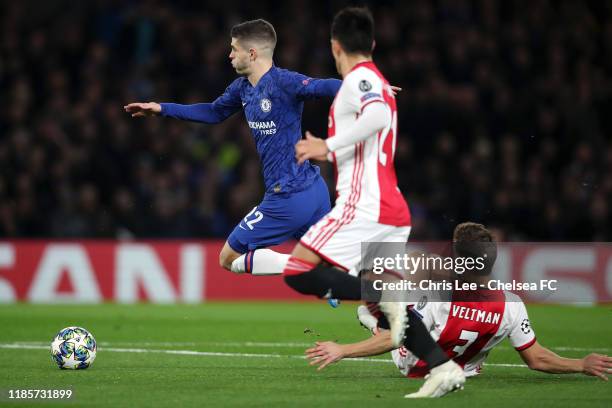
219, 254, 229, 270
219, 240, 245, 271
219, 250, 237, 271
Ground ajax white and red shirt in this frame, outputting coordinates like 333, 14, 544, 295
393, 291, 536, 377
325, 61, 410, 227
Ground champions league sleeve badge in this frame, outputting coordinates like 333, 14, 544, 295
359, 80, 372, 92
520, 318, 531, 334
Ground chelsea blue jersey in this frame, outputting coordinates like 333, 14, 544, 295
207, 67, 340, 194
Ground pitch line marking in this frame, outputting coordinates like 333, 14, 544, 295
11, 341, 611, 353
0, 343, 528, 368
15, 340, 314, 348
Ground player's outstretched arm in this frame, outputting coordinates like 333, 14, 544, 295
124, 102, 162, 117
154, 102, 234, 124
125, 80, 242, 124
518, 341, 611, 380
124, 101, 238, 124
303, 78, 342, 99
286, 72, 402, 100
306, 78, 400, 98
124, 101, 230, 123
305, 331, 394, 370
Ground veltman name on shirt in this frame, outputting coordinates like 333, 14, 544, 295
248, 121, 277, 135
451, 305, 501, 325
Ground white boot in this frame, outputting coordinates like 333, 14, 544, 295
356, 305, 379, 333
378, 301, 409, 348
404, 360, 465, 398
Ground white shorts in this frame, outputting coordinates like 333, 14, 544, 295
300, 214, 411, 276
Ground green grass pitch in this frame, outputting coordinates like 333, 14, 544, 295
0, 303, 610, 407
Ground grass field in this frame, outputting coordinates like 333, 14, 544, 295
0, 303, 610, 407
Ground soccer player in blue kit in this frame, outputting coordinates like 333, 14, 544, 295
125, 19, 342, 276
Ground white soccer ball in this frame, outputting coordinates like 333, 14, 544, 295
50, 326, 97, 369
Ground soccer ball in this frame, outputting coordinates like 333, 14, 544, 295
50, 326, 97, 369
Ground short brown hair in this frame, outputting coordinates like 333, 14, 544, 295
230, 19, 277, 52
453, 222, 497, 276
453, 222, 494, 243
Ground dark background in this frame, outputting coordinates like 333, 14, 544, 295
1, 0, 610, 241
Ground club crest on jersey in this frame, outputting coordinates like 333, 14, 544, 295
260, 98, 272, 112
359, 80, 372, 92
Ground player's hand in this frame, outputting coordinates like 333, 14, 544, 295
582, 353, 612, 381
295, 131, 329, 165
390, 85, 402, 96
124, 102, 162, 117
305, 341, 344, 371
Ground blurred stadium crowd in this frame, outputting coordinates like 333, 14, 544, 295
1, 0, 610, 240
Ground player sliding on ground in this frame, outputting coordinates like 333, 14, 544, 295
283, 7, 465, 398
126, 19, 346, 276
305, 222, 612, 396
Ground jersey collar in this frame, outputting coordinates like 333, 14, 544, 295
250, 64, 276, 88
349, 60, 375, 73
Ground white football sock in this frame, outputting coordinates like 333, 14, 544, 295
230, 249, 290, 275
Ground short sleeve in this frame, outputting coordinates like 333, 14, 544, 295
506, 295, 536, 351
342, 67, 387, 113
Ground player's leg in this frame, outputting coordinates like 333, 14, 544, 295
371, 225, 465, 395
292, 175, 332, 240
223, 206, 290, 275
219, 240, 243, 270
283, 212, 367, 299
358, 304, 464, 398
283, 247, 408, 346
283, 216, 409, 346
304, 186, 340, 310
356, 298, 452, 380
357, 304, 380, 334
359, 301, 450, 368
230, 247, 290, 275
229, 177, 332, 275
220, 240, 287, 275
283, 243, 365, 299
405, 359, 465, 398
